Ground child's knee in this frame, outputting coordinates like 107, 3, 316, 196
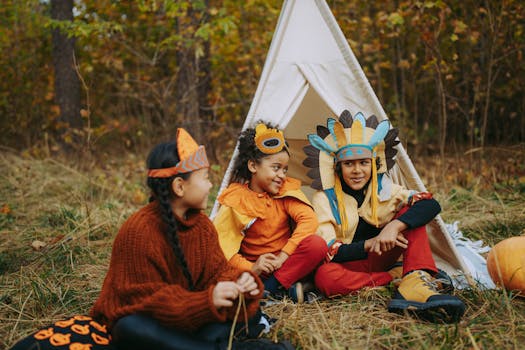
301, 235, 329, 258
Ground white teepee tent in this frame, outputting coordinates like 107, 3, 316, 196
212, 0, 476, 281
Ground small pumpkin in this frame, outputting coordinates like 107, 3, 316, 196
56, 318, 75, 328
50, 332, 71, 346
70, 342, 93, 350
34, 327, 54, 340
71, 324, 91, 335
91, 332, 111, 345
487, 235, 525, 295
89, 320, 107, 333
74, 315, 92, 321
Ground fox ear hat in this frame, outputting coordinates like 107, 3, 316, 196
147, 128, 209, 178
303, 110, 399, 227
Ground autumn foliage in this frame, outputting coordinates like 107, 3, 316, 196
0, 0, 524, 163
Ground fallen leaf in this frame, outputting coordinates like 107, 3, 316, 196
0, 204, 11, 215
132, 189, 147, 204
31, 240, 47, 251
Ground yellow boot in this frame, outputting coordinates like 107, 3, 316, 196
387, 262, 403, 287
387, 270, 465, 323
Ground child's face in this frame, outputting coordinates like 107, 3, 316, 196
340, 158, 372, 191
179, 167, 212, 211
248, 151, 289, 195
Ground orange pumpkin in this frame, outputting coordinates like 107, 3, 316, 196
89, 320, 107, 333
55, 318, 75, 328
50, 332, 71, 346
487, 236, 525, 295
70, 342, 93, 350
73, 315, 92, 321
91, 332, 110, 345
34, 327, 54, 340
71, 324, 90, 335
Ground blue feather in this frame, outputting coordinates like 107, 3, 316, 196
324, 189, 341, 225
353, 112, 366, 128
326, 118, 339, 147
308, 134, 336, 155
368, 120, 390, 148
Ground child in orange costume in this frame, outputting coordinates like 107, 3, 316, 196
214, 122, 328, 303
10, 129, 293, 350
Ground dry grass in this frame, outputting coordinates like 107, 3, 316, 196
1, 146, 524, 349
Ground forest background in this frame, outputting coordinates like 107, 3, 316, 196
1, 0, 525, 349
1, 0, 524, 161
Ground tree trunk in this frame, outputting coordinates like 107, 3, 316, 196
51, 0, 81, 130
173, 3, 212, 144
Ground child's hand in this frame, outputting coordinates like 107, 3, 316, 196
370, 220, 408, 255
272, 251, 289, 269
212, 281, 240, 309
252, 253, 277, 275
236, 272, 260, 296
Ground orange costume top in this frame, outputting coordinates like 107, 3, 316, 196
214, 177, 319, 271
90, 201, 263, 331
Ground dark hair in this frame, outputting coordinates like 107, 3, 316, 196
230, 121, 289, 184
146, 142, 194, 290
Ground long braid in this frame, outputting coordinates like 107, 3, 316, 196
148, 177, 195, 291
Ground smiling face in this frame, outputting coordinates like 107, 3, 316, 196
340, 158, 372, 191
248, 151, 290, 195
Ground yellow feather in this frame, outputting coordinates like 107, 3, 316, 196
370, 156, 379, 227
334, 175, 349, 237
351, 118, 364, 144
333, 121, 347, 147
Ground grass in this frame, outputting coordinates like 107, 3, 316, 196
1, 146, 524, 349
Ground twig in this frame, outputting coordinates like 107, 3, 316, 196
8, 290, 33, 344
466, 327, 481, 350
227, 293, 246, 350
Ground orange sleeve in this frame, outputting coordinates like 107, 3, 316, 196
281, 197, 319, 255
228, 253, 255, 271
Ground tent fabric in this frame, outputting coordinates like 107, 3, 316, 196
212, 0, 485, 285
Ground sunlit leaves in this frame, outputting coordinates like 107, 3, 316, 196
1, 0, 524, 156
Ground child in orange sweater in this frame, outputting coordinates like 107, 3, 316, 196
10, 129, 293, 350
214, 122, 328, 303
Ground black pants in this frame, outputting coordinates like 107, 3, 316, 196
112, 311, 264, 350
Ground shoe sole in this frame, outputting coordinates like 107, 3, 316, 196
388, 298, 465, 323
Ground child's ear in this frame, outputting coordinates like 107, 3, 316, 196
171, 177, 185, 197
247, 160, 257, 174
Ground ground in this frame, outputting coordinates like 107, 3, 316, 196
1, 147, 524, 349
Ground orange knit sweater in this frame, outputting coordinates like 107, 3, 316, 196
90, 201, 263, 331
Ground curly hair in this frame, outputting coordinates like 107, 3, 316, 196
230, 120, 289, 184
146, 142, 195, 290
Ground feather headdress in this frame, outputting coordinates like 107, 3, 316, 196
303, 110, 399, 229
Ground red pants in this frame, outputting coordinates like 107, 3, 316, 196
315, 213, 437, 297
272, 235, 328, 289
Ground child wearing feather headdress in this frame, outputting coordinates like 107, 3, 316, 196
214, 122, 328, 303
303, 110, 465, 323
